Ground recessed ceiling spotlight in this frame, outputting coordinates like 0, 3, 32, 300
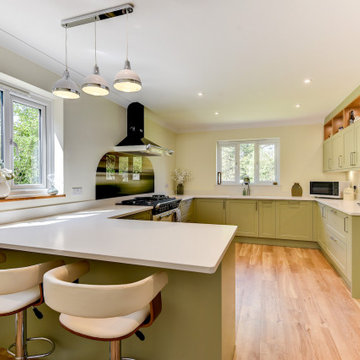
214, 112, 219, 115
295, 104, 301, 108
304, 78, 312, 84
197, 92, 203, 97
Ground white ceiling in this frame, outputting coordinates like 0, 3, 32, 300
1, 0, 360, 132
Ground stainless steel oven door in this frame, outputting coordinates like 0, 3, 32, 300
153, 209, 177, 222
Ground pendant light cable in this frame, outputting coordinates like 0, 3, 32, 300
126, 10, 129, 61
94, 18, 97, 67
65, 26, 68, 70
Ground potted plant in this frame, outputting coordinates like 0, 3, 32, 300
172, 168, 191, 195
0, 161, 14, 199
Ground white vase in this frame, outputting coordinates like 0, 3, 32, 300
0, 179, 10, 199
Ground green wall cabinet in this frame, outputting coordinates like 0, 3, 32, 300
323, 138, 333, 171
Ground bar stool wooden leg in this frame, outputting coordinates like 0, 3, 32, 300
110, 340, 121, 360
15, 310, 27, 360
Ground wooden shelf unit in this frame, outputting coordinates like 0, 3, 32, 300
324, 95, 360, 140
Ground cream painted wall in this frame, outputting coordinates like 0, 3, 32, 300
145, 109, 176, 195
175, 123, 347, 196
0, 47, 176, 211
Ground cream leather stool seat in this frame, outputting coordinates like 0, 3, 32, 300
60, 305, 150, 339
0, 256, 64, 360
44, 260, 168, 360
0, 286, 42, 315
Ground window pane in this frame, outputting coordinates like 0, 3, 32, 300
13, 101, 42, 185
221, 145, 236, 181
0, 91, 3, 164
259, 143, 275, 182
239, 143, 255, 183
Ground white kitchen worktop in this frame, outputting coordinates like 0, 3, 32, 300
175, 194, 314, 201
0, 205, 237, 274
176, 194, 360, 216
315, 198, 360, 216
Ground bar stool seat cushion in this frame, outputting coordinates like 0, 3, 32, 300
59, 304, 150, 340
0, 285, 40, 315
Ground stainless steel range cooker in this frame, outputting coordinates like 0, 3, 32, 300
118, 195, 181, 221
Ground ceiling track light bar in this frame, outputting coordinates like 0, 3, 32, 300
61, 3, 134, 28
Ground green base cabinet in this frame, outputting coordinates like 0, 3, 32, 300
275, 201, 313, 241
225, 200, 258, 237
194, 199, 226, 224
258, 200, 276, 239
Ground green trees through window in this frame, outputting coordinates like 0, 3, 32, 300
217, 139, 279, 185
13, 102, 42, 185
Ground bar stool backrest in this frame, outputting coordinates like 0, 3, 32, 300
0, 260, 64, 295
44, 260, 168, 318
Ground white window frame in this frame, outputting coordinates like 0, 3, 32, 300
216, 138, 280, 186
0, 84, 54, 194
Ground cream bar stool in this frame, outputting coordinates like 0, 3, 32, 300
0, 258, 64, 360
43, 260, 168, 360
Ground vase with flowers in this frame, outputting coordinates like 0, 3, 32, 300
172, 168, 191, 195
0, 161, 14, 199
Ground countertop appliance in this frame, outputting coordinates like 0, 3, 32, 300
118, 195, 181, 221
310, 181, 351, 198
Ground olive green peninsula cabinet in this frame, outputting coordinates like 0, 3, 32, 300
194, 198, 313, 242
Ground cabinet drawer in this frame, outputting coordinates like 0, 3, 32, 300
325, 225, 347, 274
327, 208, 349, 236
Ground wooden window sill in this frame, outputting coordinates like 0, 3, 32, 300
0, 194, 66, 202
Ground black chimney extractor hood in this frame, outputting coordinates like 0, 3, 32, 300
114, 102, 174, 156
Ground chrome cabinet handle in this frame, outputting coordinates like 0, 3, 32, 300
217, 172, 222, 185
330, 235, 337, 243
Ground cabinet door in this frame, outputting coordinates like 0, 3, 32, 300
276, 201, 313, 241
316, 203, 327, 248
354, 122, 360, 167
258, 201, 276, 238
332, 132, 344, 170
194, 199, 225, 224
343, 126, 356, 169
225, 200, 258, 237
323, 139, 333, 171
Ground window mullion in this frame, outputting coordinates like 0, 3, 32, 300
235, 144, 240, 183
254, 142, 260, 184
3, 90, 12, 174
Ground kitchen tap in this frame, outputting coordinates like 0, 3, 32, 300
242, 176, 250, 196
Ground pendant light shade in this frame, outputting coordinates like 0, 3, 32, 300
52, 69, 80, 99
113, 59, 142, 92
52, 27, 80, 100
81, 20, 109, 97
82, 65, 110, 96
113, 10, 142, 93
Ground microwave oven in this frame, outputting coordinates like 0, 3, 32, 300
309, 181, 351, 198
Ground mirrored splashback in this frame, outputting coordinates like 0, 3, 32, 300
96, 152, 154, 199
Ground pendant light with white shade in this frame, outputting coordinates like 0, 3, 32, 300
52, 27, 80, 100
81, 19, 109, 96
113, 10, 142, 93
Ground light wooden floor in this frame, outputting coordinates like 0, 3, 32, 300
234, 243, 360, 360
